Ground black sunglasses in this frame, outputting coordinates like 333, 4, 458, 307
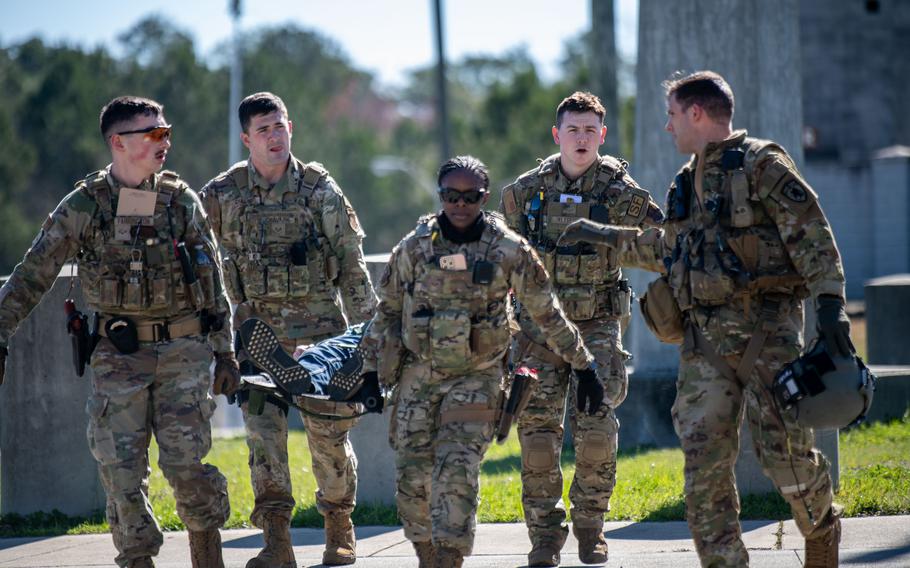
438, 187, 487, 204
116, 124, 172, 142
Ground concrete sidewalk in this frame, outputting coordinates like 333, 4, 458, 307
1, 515, 908, 567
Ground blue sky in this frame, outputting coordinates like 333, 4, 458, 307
0, 0, 638, 88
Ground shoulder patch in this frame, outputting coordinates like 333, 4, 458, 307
501, 184, 518, 215
780, 179, 808, 203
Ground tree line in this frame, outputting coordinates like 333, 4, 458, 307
0, 16, 633, 274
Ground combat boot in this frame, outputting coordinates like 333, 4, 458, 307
528, 529, 568, 567
434, 546, 464, 568
804, 516, 840, 568
246, 514, 296, 568
573, 524, 608, 564
413, 540, 436, 568
127, 558, 155, 568
188, 529, 225, 568
322, 511, 356, 565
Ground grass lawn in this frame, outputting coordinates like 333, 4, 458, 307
2, 413, 908, 537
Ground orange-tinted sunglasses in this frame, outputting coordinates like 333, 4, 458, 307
116, 124, 172, 142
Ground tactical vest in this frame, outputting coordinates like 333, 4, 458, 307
226, 160, 340, 302
76, 170, 218, 319
665, 137, 808, 311
517, 155, 643, 320
400, 214, 514, 372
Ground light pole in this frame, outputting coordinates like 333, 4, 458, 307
227, 0, 243, 166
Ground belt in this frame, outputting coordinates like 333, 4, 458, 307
98, 314, 202, 342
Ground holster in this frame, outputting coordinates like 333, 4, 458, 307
495, 366, 538, 443
67, 309, 90, 377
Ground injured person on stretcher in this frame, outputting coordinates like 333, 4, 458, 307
235, 318, 384, 418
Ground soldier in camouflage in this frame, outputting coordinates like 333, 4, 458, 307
560, 71, 850, 568
0, 96, 238, 568
499, 91, 664, 566
200, 92, 376, 567
360, 156, 603, 568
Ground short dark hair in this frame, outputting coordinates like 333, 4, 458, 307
555, 91, 606, 128
238, 92, 288, 133
662, 71, 734, 123
436, 155, 490, 190
100, 96, 163, 142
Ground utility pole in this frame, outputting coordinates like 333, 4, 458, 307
432, 0, 451, 162
228, 0, 243, 166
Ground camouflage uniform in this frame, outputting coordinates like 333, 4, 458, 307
200, 155, 375, 527
0, 167, 233, 567
499, 154, 663, 541
361, 211, 594, 557
612, 131, 844, 567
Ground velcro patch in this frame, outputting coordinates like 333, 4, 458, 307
781, 180, 808, 203
628, 195, 645, 218
502, 187, 518, 215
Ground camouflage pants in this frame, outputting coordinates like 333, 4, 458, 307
394, 360, 501, 556
87, 336, 230, 568
675, 335, 837, 567
516, 317, 626, 540
242, 335, 359, 527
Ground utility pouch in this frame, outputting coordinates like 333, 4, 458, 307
640, 275, 685, 344
105, 316, 140, 354
473, 260, 495, 285
289, 241, 308, 266
610, 280, 632, 317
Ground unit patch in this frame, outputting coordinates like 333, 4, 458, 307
781, 180, 808, 203
628, 195, 645, 218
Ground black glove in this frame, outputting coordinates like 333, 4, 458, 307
559, 219, 637, 248
213, 353, 241, 396
816, 295, 854, 358
0, 345, 7, 386
574, 366, 604, 415
357, 372, 384, 414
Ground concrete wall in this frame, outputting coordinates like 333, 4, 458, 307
0, 275, 105, 517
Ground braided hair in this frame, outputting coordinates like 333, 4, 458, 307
436, 155, 490, 189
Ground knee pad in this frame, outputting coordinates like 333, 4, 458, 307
578, 430, 613, 463
522, 433, 559, 472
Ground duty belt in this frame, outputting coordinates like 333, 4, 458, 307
97, 314, 202, 343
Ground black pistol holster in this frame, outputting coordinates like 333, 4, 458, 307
64, 299, 97, 376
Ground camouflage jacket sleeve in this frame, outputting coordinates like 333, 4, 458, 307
180, 189, 234, 353
499, 172, 535, 232
0, 189, 92, 346
317, 176, 377, 324
509, 241, 593, 369
753, 153, 846, 299
617, 170, 666, 229
360, 244, 408, 386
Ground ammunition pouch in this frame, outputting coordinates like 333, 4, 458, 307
640, 276, 685, 344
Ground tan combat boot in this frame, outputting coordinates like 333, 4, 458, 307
528, 529, 568, 567
322, 511, 356, 565
413, 540, 436, 568
804, 516, 840, 568
573, 524, 608, 564
434, 546, 464, 568
246, 514, 296, 568
188, 529, 225, 568
127, 558, 155, 568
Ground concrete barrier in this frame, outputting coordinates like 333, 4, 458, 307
0, 273, 105, 517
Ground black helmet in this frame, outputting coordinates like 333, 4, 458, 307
772, 340, 876, 430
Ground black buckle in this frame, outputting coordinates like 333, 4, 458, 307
152, 322, 170, 343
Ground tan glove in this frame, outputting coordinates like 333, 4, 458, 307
559, 219, 639, 248
213, 352, 240, 396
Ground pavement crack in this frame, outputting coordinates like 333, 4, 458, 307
774, 520, 784, 550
